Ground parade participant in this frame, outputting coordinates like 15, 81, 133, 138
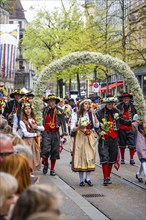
71, 99, 99, 187
26, 91, 34, 105
117, 92, 137, 165
96, 95, 136, 186
3, 89, 22, 126
61, 99, 72, 135
133, 114, 146, 185
20, 101, 44, 171
41, 94, 67, 175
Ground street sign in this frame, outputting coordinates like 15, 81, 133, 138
93, 82, 100, 92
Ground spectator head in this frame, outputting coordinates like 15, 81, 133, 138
0, 172, 18, 217
13, 144, 33, 169
25, 211, 64, 220
13, 144, 32, 160
0, 134, 13, 163
0, 116, 12, 134
0, 154, 31, 195
11, 184, 62, 220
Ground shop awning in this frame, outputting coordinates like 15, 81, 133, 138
100, 81, 123, 94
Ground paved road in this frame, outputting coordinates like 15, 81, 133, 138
35, 137, 146, 220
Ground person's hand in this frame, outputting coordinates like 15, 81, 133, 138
100, 131, 106, 136
32, 124, 38, 129
62, 135, 67, 143
90, 108, 95, 114
94, 132, 98, 138
73, 126, 78, 131
36, 131, 41, 137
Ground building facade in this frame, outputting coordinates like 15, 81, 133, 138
8, 0, 35, 90
129, 0, 146, 98
85, 0, 146, 97
0, 0, 35, 94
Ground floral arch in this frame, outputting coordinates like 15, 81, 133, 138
33, 51, 146, 124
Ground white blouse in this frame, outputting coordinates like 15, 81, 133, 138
70, 111, 99, 131
20, 119, 44, 138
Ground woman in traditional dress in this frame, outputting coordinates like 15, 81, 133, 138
71, 99, 99, 186
20, 101, 44, 171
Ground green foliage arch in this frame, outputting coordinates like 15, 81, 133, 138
34, 51, 146, 124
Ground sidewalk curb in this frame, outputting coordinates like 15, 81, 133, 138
51, 175, 109, 220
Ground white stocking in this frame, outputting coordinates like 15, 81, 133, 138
79, 172, 84, 183
85, 171, 91, 181
137, 164, 143, 177
142, 162, 146, 179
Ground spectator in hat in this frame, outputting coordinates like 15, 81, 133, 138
96, 94, 136, 186
117, 92, 137, 165
3, 89, 22, 127
41, 94, 67, 176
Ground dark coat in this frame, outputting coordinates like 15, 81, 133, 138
116, 101, 136, 120
42, 106, 67, 135
96, 106, 132, 132
3, 99, 18, 119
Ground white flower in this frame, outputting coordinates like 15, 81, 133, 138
77, 116, 89, 127
114, 113, 119, 120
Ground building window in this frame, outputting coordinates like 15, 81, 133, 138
18, 21, 22, 28
19, 61, 24, 70
9, 21, 13, 24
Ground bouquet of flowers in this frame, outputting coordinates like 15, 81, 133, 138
97, 118, 113, 140
77, 116, 89, 128
91, 103, 98, 110
64, 106, 71, 118
100, 118, 113, 133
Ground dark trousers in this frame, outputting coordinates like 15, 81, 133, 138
41, 130, 60, 160
98, 137, 118, 164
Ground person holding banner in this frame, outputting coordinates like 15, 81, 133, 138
19, 101, 44, 171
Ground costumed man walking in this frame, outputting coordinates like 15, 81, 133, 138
116, 92, 137, 165
96, 95, 136, 186
41, 95, 68, 176
3, 89, 22, 126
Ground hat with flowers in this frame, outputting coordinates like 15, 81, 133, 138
43, 94, 60, 104
102, 94, 118, 104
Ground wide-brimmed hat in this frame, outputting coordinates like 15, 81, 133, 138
118, 92, 133, 99
79, 99, 92, 106
26, 92, 34, 98
102, 95, 118, 104
43, 94, 60, 104
10, 89, 22, 98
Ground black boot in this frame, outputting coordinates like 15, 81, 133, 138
43, 165, 48, 175
130, 159, 135, 165
50, 170, 56, 176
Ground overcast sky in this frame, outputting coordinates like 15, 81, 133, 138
21, 0, 82, 21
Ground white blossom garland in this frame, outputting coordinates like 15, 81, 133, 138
34, 51, 146, 124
